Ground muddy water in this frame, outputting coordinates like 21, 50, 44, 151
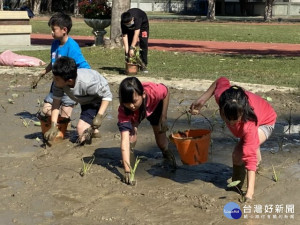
0, 68, 299, 225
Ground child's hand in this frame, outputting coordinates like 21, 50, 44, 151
129, 49, 135, 57
159, 118, 169, 133
189, 100, 204, 115
44, 122, 59, 141
92, 114, 103, 129
123, 172, 132, 185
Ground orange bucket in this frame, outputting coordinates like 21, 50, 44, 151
38, 114, 70, 141
171, 129, 211, 165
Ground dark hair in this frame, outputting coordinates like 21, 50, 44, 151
121, 11, 132, 24
52, 56, 77, 81
119, 77, 146, 122
219, 85, 258, 125
48, 12, 72, 34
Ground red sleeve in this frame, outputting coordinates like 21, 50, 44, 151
242, 123, 259, 171
214, 77, 231, 104
118, 106, 130, 124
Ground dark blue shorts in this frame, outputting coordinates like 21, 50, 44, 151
146, 100, 163, 126
80, 103, 101, 125
118, 100, 163, 132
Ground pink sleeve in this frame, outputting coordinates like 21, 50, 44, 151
144, 82, 167, 101
214, 77, 231, 104
242, 123, 259, 171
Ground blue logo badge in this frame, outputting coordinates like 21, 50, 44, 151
223, 202, 242, 219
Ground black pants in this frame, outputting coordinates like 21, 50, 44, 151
128, 30, 149, 66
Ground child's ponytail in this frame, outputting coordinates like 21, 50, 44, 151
219, 85, 258, 125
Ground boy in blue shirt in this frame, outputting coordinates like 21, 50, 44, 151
40, 12, 90, 121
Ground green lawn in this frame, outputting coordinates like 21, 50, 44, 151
31, 18, 300, 43
26, 17, 300, 89
18, 48, 300, 88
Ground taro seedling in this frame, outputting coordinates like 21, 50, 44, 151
125, 156, 141, 186
80, 155, 95, 177
128, 47, 145, 68
272, 164, 279, 182
1, 104, 7, 113
227, 180, 245, 202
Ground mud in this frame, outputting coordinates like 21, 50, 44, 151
0, 67, 299, 225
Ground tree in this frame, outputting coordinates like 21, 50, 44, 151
33, 0, 42, 15
207, 0, 216, 20
74, 0, 79, 16
110, 0, 130, 47
0, 0, 3, 10
47, 0, 52, 13
264, 0, 275, 21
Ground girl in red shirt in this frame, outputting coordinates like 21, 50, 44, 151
190, 77, 276, 201
118, 77, 176, 184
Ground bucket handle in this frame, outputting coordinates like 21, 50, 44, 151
169, 109, 214, 135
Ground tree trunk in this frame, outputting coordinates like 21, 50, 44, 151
109, 0, 131, 47
33, 0, 42, 15
0, 0, 3, 10
264, 0, 274, 21
74, 0, 79, 16
47, 0, 52, 13
207, 0, 216, 20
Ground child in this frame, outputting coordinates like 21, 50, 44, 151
44, 57, 112, 144
41, 12, 90, 121
118, 77, 176, 184
190, 77, 276, 201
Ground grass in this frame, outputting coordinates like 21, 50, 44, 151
30, 18, 300, 43
17, 47, 300, 88
24, 17, 300, 88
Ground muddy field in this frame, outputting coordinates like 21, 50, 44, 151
0, 67, 299, 225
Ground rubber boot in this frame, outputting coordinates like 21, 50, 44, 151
232, 165, 247, 192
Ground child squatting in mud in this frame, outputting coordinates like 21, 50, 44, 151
43, 57, 112, 144
190, 77, 277, 201
117, 77, 176, 184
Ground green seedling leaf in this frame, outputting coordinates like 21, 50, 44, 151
12, 93, 19, 98
80, 155, 95, 177
8, 98, 14, 104
272, 165, 279, 182
130, 156, 141, 182
34, 121, 41, 126
178, 99, 184, 105
125, 156, 141, 184
21, 118, 29, 127
266, 97, 272, 102
227, 180, 241, 188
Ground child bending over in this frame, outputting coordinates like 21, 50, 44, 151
190, 77, 276, 201
44, 57, 112, 144
118, 77, 176, 184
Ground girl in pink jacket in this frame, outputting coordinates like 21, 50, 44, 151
190, 77, 276, 201
118, 77, 176, 184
